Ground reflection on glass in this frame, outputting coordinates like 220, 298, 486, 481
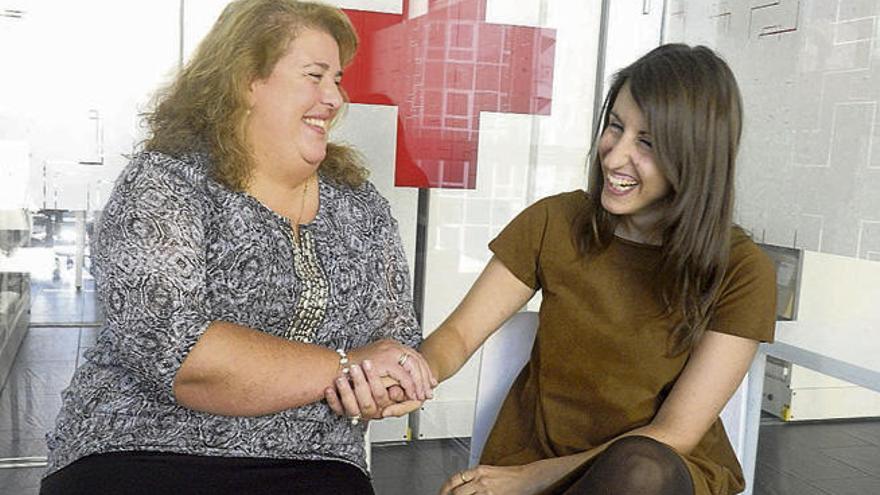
343, 0, 556, 189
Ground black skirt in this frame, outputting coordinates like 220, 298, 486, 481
40, 451, 375, 495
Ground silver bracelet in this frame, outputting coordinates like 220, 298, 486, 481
336, 348, 351, 374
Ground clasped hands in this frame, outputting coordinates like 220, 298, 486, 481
323, 340, 548, 494
324, 339, 436, 422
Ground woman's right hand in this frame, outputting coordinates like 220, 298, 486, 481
347, 339, 436, 401
324, 360, 424, 421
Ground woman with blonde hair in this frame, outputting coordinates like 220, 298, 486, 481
330, 44, 776, 495
41, 1, 433, 493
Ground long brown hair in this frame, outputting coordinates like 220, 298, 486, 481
143, 0, 368, 190
574, 44, 744, 355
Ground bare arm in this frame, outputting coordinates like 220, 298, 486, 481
636, 330, 759, 452
173, 321, 338, 416
174, 321, 430, 416
420, 256, 535, 381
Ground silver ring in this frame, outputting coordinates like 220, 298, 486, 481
398, 353, 409, 366
350, 414, 361, 426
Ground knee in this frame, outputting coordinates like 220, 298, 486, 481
592, 436, 691, 493
602, 435, 675, 460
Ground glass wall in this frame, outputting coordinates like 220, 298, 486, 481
0, 0, 180, 481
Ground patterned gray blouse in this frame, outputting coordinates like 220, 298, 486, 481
44, 151, 421, 477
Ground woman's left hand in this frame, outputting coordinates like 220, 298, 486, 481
439, 464, 545, 495
325, 359, 420, 421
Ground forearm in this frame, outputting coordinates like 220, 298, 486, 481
420, 258, 536, 383
419, 322, 473, 382
173, 320, 339, 416
522, 449, 599, 493
530, 425, 663, 493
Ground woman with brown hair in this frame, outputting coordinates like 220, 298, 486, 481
40, 1, 433, 494
330, 44, 776, 494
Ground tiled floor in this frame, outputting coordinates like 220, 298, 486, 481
0, 326, 81, 494
371, 438, 469, 494
753, 419, 880, 495
1, 280, 879, 494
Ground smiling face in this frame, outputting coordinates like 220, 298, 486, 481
598, 82, 672, 240
247, 28, 344, 179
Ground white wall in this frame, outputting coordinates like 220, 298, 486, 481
666, 0, 880, 423
665, 0, 880, 260
601, 0, 665, 98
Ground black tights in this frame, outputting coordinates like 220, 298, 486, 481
563, 436, 695, 495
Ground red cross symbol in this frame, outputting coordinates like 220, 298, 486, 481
342, 1, 556, 189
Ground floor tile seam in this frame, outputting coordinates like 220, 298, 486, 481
10, 358, 79, 365
0, 393, 64, 402
814, 451, 880, 478
759, 433, 869, 449
370, 459, 460, 475
819, 444, 880, 454
371, 474, 450, 486
841, 428, 880, 445
796, 469, 880, 482
0, 435, 50, 442
769, 459, 874, 483
1, 378, 68, 388
808, 477, 880, 494
8, 358, 79, 366
0, 448, 47, 454
28, 321, 98, 326
0, 400, 61, 409
0, 460, 47, 467
758, 433, 824, 451
753, 460, 835, 493
800, 477, 849, 495
370, 464, 450, 476
846, 434, 880, 448
17, 339, 82, 346
20, 327, 83, 332
0, 420, 56, 428
760, 433, 856, 449
28, 323, 99, 329
0, 426, 50, 432
755, 460, 783, 474
0, 437, 49, 443
2, 382, 72, 391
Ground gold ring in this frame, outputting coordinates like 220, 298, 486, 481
398, 353, 409, 366
459, 471, 468, 484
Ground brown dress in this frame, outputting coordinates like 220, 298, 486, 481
482, 191, 777, 495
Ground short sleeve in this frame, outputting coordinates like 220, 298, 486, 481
707, 232, 777, 342
488, 198, 552, 290
91, 153, 212, 402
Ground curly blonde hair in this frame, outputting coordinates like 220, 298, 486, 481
144, 0, 368, 190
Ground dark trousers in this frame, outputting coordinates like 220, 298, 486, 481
40, 451, 375, 495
